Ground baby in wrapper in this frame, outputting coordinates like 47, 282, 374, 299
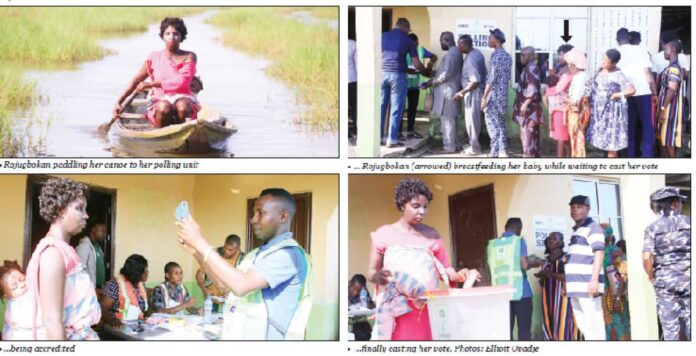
372, 245, 449, 340
1, 261, 44, 340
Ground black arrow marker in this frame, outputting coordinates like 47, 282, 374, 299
561, 19, 572, 43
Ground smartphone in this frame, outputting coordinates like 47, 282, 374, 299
175, 201, 190, 221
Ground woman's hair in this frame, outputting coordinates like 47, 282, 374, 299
120, 254, 148, 286
0, 260, 23, 298
39, 177, 88, 224
668, 40, 684, 54
557, 44, 574, 55
600, 223, 614, 241
544, 232, 564, 255
605, 49, 621, 65
394, 177, 433, 211
159, 17, 188, 41
616, 240, 627, 254
350, 274, 367, 287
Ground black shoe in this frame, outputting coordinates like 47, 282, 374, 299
408, 131, 424, 139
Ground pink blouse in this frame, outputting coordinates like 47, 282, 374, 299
371, 224, 451, 269
145, 50, 197, 99
545, 70, 574, 113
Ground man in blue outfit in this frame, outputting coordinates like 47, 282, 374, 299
381, 18, 426, 148
176, 188, 310, 340
481, 28, 512, 157
487, 217, 542, 340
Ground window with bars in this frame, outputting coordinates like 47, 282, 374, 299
572, 177, 623, 240
513, 7, 589, 83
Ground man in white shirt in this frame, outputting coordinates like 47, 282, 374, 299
616, 28, 657, 158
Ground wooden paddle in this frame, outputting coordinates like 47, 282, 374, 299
97, 90, 139, 136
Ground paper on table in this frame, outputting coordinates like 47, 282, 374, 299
185, 315, 205, 325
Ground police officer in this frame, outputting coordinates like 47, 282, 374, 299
643, 187, 691, 340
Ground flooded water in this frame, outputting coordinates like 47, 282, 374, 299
15, 11, 338, 157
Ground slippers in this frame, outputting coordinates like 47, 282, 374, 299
386, 142, 405, 148
408, 131, 424, 139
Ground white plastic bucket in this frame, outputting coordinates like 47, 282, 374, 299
425, 286, 514, 340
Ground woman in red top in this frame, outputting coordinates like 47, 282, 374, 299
113, 17, 199, 128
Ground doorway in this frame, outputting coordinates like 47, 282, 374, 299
660, 6, 691, 54
23, 175, 116, 279
348, 7, 355, 40
382, 8, 393, 33
245, 192, 313, 253
448, 184, 497, 286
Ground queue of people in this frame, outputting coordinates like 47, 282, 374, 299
354, 177, 690, 341
374, 19, 689, 158
0, 177, 313, 341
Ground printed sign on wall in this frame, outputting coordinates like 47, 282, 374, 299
533, 215, 567, 251
456, 19, 497, 48
589, 7, 652, 71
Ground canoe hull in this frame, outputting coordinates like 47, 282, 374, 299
109, 100, 237, 155
110, 118, 237, 155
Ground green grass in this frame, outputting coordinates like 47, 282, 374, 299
0, 7, 205, 156
0, 66, 37, 156
275, 7, 339, 20
0, 8, 204, 64
208, 7, 338, 132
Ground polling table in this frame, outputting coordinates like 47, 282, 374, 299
100, 313, 223, 341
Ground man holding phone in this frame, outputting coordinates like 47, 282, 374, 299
175, 188, 311, 340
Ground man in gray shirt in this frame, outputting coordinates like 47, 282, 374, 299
454, 35, 487, 155
424, 31, 462, 154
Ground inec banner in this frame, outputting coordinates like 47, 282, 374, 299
456, 19, 497, 48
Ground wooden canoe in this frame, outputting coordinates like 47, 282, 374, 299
109, 98, 237, 155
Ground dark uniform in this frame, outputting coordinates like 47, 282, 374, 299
643, 187, 691, 340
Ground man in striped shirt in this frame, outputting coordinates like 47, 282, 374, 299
566, 195, 606, 340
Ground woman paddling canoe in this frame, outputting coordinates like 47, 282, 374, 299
112, 17, 200, 128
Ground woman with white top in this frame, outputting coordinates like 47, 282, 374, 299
564, 48, 591, 157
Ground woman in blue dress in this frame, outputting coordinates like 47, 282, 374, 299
587, 49, 636, 157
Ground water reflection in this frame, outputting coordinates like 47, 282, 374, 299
15, 11, 337, 157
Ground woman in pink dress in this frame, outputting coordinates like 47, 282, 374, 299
113, 17, 199, 128
544, 44, 575, 158
367, 177, 479, 340
22, 177, 101, 340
